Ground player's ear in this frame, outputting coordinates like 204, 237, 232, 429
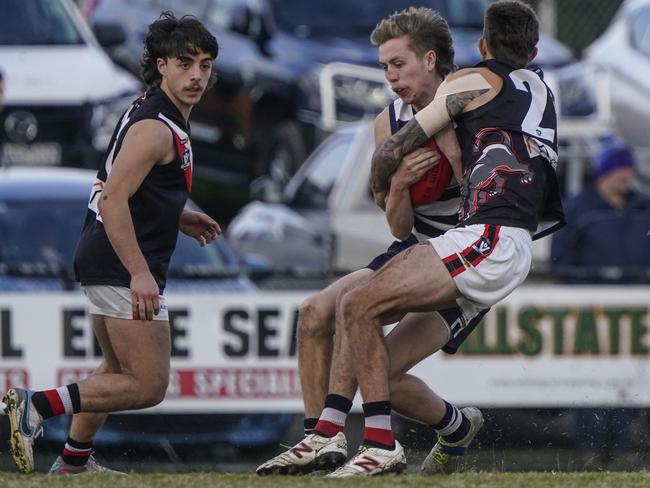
156, 58, 168, 77
478, 38, 488, 58
425, 50, 437, 72
528, 46, 538, 64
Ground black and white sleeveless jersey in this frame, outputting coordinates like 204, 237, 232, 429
74, 87, 193, 292
389, 98, 460, 239
454, 59, 565, 239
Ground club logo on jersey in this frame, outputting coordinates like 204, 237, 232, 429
158, 113, 193, 192
461, 138, 535, 221
181, 147, 191, 169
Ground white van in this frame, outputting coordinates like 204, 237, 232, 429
0, 0, 140, 168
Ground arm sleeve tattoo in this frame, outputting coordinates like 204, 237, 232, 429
370, 118, 428, 196
370, 72, 491, 194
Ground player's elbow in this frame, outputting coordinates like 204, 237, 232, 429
373, 191, 387, 210
390, 223, 412, 242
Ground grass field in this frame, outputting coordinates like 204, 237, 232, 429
2, 472, 650, 488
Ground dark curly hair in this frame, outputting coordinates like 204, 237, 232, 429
141, 11, 219, 89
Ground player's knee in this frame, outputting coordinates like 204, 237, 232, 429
138, 376, 169, 408
298, 294, 333, 339
338, 290, 367, 328
93, 359, 121, 376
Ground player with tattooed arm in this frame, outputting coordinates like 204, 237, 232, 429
323, 0, 565, 476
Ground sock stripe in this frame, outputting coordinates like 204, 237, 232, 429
314, 419, 344, 437
63, 443, 93, 454
437, 408, 462, 436
319, 407, 347, 427
63, 448, 92, 457
56, 386, 74, 415
62, 439, 93, 467
304, 417, 318, 436
67, 383, 81, 413
364, 414, 391, 430
43, 389, 65, 416
364, 426, 394, 447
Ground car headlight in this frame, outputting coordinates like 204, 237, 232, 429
90, 92, 140, 151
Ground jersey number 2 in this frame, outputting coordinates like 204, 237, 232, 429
509, 69, 555, 142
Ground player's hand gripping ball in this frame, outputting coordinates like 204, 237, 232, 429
409, 138, 453, 206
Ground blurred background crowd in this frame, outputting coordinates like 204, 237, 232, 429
1, 0, 650, 474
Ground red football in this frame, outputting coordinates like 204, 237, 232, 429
409, 138, 453, 206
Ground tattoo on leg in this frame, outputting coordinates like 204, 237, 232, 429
402, 247, 415, 260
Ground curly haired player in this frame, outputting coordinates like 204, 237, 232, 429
3, 12, 220, 475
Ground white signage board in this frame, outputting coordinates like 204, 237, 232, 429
0, 285, 648, 411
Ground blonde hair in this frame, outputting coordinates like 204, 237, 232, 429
371, 7, 454, 77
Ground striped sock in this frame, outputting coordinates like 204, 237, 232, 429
304, 417, 318, 436
314, 394, 352, 437
31, 384, 81, 420
362, 400, 394, 450
432, 400, 470, 443
62, 437, 93, 467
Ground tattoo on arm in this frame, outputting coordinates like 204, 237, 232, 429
445, 89, 489, 118
370, 118, 428, 195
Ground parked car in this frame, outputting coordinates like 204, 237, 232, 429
226, 117, 588, 282
0, 166, 253, 292
0, 166, 291, 452
87, 0, 586, 184
0, 0, 141, 169
583, 0, 650, 182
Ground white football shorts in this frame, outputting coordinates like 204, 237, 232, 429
83, 285, 169, 321
428, 224, 532, 321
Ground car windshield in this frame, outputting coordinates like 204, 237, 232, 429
0, 0, 84, 46
284, 129, 355, 208
0, 200, 230, 276
271, 0, 491, 34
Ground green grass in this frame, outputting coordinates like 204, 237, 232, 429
2, 472, 650, 488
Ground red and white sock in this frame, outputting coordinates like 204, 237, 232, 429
314, 394, 352, 437
62, 437, 93, 467
362, 400, 394, 450
32, 384, 81, 419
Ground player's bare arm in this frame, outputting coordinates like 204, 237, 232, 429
385, 149, 440, 240
98, 119, 174, 320
433, 125, 463, 183
372, 108, 439, 211
370, 70, 496, 194
371, 108, 392, 207
370, 118, 429, 200
375, 110, 439, 238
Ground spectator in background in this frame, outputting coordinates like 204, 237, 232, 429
551, 136, 650, 468
551, 137, 650, 283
